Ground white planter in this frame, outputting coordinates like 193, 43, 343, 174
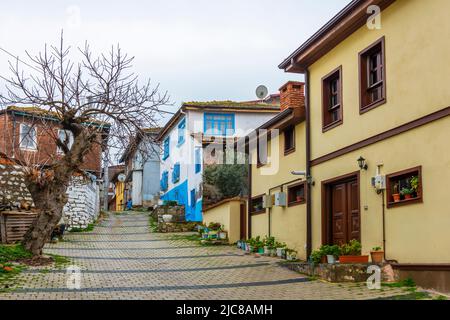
264, 246, 271, 255
276, 248, 285, 257
327, 255, 336, 264
218, 231, 227, 240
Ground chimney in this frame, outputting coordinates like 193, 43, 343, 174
279, 81, 305, 111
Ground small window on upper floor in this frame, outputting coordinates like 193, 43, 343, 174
322, 66, 343, 131
195, 148, 201, 174
284, 126, 295, 155
177, 118, 185, 146
163, 136, 170, 160
19, 123, 37, 150
359, 37, 386, 113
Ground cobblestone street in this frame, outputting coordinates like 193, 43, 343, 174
0, 212, 410, 300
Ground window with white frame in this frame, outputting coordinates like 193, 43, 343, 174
57, 129, 74, 153
19, 123, 37, 150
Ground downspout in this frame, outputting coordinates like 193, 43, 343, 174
247, 139, 252, 240
305, 70, 312, 259
381, 189, 398, 264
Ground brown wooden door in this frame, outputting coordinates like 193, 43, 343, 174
240, 203, 247, 240
330, 179, 360, 245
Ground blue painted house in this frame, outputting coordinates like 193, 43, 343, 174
156, 100, 280, 222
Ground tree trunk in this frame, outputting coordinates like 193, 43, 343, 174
22, 179, 70, 257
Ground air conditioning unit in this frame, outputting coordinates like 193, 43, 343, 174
262, 194, 273, 208
274, 192, 287, 207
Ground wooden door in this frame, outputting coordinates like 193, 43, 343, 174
239, 203, 247, 240
330, 179, 360, 244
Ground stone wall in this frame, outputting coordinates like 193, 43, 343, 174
64, 175, 100, 230
0, 160, 100, 230
0, 163, 33, 207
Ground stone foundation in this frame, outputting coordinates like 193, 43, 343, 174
281, 262, 396, 283
157, 221, 199, 233
0, 163, 33, 207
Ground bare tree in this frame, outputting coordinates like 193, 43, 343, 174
0, 33, 169, 258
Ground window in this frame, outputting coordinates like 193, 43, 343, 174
57, 130, 74, 154
250, 195, 264, 214
160, 171, 169, 191
359, 37, 386, 113
19, 123, 37, 150
190, 189, 196, 208
287, 182, 306, 207
284, 126, 295, 155
172, 163, 180, 184
177, 118, 185, 146
204, 113, 235, 136
322, 66, 343, 131
163, 137, 170, 160
195, 148, 201, 173
386, 166, 422, 208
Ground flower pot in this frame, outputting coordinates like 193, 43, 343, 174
404, 194, 412, 200
327, 255, 336, 264
270, 249, 277, 257
248, 245, 253, 253
218, 231, 227, 240
392, 193, 401, 202
276, 248, 285, 258
321, 255, 327, 264
263, 246, 270, 255
201, 233, 209, 239
257, 247, 264, 254
296, 196, 303, 202
287, 253, 297, 261
370, 251, 384, 264
236, 241, 242, 249
209, 231, 218, 240
339, 255, 369, 264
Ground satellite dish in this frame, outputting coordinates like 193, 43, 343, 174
117, 173, 126, 182
255, 85, 269, 100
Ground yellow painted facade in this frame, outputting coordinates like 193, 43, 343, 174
306, 0, 450, 263
202, 198, 244, 244
115, 181, 125, 211
250, 122, 308, 259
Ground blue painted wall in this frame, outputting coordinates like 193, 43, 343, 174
160, 179, 202, 222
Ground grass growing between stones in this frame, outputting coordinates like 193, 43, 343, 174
0, 244, 31, 292
149, 216, 158, 232
69, 223, 95, 233
46, 254, 71, 269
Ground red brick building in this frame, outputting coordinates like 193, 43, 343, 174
0, 106, 108, 176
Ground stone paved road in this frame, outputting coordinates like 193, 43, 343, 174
0, 212, 409, 300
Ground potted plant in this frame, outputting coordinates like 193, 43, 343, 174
339, 240, 369, 264
310, 249, 325, 264
296, 191, 303, 203
263, 236, 275, 256
392, 183, 401, 202
370, 246, 384, 264
275, 242, 286, 258
218, 229, 228, 240
286, 249, 297, 261
236, 240, 242, 249
321, 245, 341, 264
410, 176, 419, 197
400, 187, 413, 200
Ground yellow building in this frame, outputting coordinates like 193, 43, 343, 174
277, 0, 450, 290
248, 81, 308, 259
108, 168, 125, 212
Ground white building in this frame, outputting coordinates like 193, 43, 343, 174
156, 100, 280, 221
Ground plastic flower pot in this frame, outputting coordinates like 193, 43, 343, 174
271, 249, 277, 257
248, 245, 254, 252
257, 247, 264, 254
326, 255, 336, 264
339, 255, 369, 264
218, 231, 227, 240
263, 246, 271, 255
276, 248, 285, 258
370, 251, 384, 264
392, 194, 401, 202
201, 233, 209, 240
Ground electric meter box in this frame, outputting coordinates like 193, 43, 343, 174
372, 175, 386, 190
274, 192, 287, 207
262, 194, 273, 208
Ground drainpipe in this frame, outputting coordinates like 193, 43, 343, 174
11, 111, 16, 158
381, 189, 398, 264
305, 70, 312, 259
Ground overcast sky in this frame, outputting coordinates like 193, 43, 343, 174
0, 0, 350, 122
